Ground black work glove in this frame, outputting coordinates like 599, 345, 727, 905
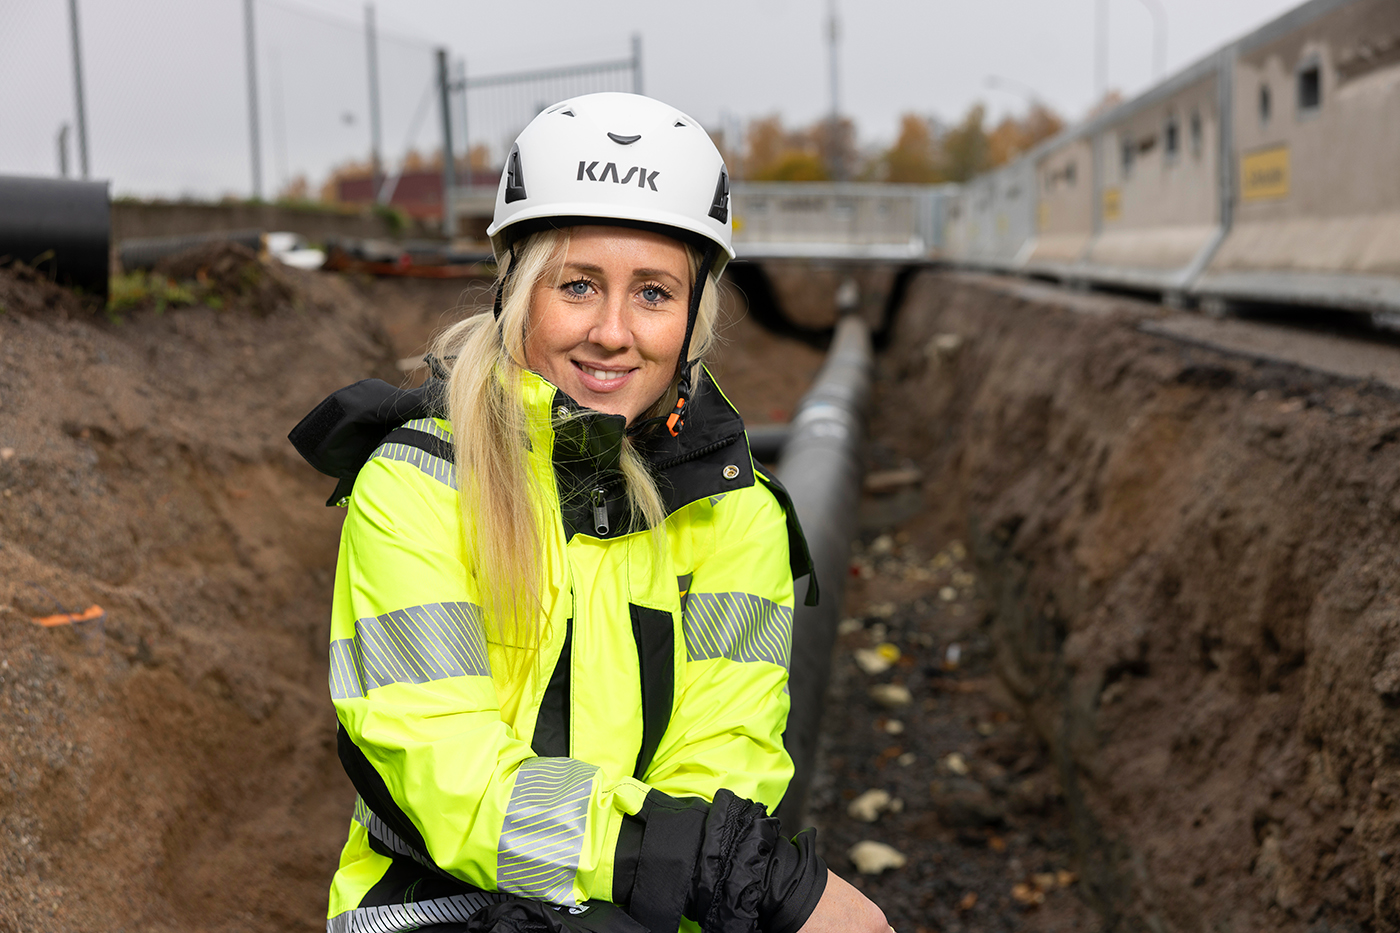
619, 789, 828, 933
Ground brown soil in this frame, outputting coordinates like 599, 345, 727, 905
12, 252, 1394, 933
0, 254, 392, 933
0, 253, 823, 933
856, 270, 1400, 931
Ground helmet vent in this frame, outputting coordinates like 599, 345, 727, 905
607, 132, 642, 145
504, 144, 527, 204
674, 121, 687, 127
708, 166, 730, 223
561, 108, 576, 117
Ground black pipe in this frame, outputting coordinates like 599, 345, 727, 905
0, 175, 110, 300
119, 229, 264, 272
746, 423, 791, 463
774, 314, 872, 835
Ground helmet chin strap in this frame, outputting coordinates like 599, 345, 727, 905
661, 241, 718, 438
492, 242, 519, 321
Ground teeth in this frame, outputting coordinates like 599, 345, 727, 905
586, 367, 624, 382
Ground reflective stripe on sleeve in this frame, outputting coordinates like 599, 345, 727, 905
372, 439, 457, 490
329, 601, 490, 700
327, 891, 510, 933
682, 592, 793, 669
496, 757, 598, 906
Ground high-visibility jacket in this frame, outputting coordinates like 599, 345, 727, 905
318, 366, 814, 931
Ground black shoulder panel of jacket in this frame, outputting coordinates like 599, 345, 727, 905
752, 463, 819, 608
288, 377, 446, 506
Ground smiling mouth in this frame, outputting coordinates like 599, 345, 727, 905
575, 362, 634, 383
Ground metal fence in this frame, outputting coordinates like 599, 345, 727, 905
0, 0, 640, 216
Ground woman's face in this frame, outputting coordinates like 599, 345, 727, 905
524, 226, 691, 425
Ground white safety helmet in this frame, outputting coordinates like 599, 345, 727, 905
487, 92, 734, 279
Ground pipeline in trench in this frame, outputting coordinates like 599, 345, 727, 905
789, 266, 1400, 932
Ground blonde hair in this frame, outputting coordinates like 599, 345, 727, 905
430, 227, 722, 679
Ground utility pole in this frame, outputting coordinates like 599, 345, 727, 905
1095, 0, 1108, 102
365, 4, 384, 201
436, 48, 457, 237
827, 0, 842, 180
67, 0, 89, 179
244, 0, 263, 200
631, 34, 643, 95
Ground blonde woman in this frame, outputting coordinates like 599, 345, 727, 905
293, 93, 888, 933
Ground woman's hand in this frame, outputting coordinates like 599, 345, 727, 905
796, 869, 891, 933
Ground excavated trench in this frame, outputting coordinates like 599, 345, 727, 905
817, 269, 1400, 932
2, 252, 1398, 932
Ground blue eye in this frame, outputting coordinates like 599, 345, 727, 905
640, 286, 670, 304
564, 280, 592, 296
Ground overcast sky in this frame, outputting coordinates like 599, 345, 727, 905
1, 0, 1303, 200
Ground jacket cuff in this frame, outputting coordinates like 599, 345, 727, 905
762, 828, 828, 933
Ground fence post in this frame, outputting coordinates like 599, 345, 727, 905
437, 48, 457, 237
631, 34, 643, 95
243, 0, 263, 200
66, 0, 90, 179
366, 3, 384, 202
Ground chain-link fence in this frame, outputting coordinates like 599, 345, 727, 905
0, 0, 640, 215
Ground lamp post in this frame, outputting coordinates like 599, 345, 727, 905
1136, 0, 1167, 80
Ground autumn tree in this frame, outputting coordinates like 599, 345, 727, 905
939, 104, 990, 183
873, 114, 944, 183
744, 115, 831, 182
987, 102, 1064, 166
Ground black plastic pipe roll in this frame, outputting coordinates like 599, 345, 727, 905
0, 175, 110, 301
774, 314, 872, 835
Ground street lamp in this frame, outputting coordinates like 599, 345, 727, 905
1135, 0, 1167, 80
984, 75, 1044, 110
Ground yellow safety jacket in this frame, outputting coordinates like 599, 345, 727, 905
313, 366, 814, 931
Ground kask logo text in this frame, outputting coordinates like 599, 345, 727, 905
577, 161, 660, 191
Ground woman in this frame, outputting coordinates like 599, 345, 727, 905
296, 93, 888, 933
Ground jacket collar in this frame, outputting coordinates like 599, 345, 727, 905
520, 367, 755, 540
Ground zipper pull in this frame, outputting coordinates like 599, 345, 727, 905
591, 487, 610, 536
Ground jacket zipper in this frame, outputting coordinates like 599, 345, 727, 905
590, 486, 610, 536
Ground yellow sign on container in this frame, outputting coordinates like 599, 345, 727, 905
1102, 187, 1121, 222
1241, 146, 1290, 202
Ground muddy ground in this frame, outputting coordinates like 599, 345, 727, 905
3, 254, 1398, 932
847, 270, 1400, 931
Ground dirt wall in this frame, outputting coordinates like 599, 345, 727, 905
876, 271, 1400, 930
0, 259, 397, 932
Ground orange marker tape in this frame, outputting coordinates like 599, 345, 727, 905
32, 604, 106, 627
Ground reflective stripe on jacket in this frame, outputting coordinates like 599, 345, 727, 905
324, 366, 810, 930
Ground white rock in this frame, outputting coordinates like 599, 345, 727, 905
870, 534, 894, 556
837, 618, 864, 636
868, 683, 913, 708
943, 752, 969, 775
939, 586, 958, 602
847, 789, 892, 822
883, 719, 905, 735
848, 840, 907, 875
854, 649, 892, 675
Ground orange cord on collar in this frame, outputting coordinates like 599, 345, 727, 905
665, 396, 687, 436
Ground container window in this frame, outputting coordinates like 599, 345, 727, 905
1298, 64, 1321, 111
1164, 115, 1180, 158
1260, 84, 1272, 125
1122, 140, 1134, 178
1067, 162, 1077, 186
1190, 110, 1203, 157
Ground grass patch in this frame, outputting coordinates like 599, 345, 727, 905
108, 271, 200, 317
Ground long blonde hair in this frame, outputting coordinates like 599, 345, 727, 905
430, 227, 722, 676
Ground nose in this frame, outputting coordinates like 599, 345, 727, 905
587, 289, 634, 351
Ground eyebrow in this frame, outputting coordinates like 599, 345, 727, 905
561, 262, 685, 284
